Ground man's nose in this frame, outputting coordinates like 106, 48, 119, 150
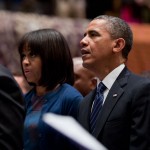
80, 37, 88, 47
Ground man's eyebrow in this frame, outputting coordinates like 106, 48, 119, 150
83, 30, 94, 36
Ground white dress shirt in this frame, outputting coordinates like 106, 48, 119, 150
97, 63, 125, 104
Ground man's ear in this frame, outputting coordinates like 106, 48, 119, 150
113, 38, 125, 53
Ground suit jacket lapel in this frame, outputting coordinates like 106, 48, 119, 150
93, 68, 130, 138
78, 89, 96, 131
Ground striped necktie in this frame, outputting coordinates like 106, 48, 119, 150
90, 82, 106, 134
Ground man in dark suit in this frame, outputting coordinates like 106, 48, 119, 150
0, 64, 25, 150
78, 15, 150, 150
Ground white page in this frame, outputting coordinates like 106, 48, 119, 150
43, 113, 107, 150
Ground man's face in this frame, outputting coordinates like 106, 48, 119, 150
80, 19, 115, 74
73, 63, 96, 96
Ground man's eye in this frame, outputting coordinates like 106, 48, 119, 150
90, 32, 98, 37
89, 31, 99, 37
91, 33, 95, 36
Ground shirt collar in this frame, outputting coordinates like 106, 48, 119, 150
97, 64, 125, 90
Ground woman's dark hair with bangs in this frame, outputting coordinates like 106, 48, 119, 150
18, 28, 74, 90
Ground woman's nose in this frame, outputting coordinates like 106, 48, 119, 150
22, 57, 30, 65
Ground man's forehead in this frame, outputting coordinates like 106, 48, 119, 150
85, 19, 107, 32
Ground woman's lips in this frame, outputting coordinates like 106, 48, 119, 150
24, 69, 31, 75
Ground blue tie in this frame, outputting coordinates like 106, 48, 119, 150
90, 82, 106, 134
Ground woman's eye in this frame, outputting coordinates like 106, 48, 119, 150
21, 54, 25, 59
31, 54, 36, 58
30, 53, 36, 58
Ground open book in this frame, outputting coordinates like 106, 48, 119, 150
43, 113, 107, 150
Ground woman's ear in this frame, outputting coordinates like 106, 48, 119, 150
113, 38, 125, 53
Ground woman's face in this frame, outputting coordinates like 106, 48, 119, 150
21, 44, 42, 85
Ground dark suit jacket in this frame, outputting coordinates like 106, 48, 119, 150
0, 65, 25, 150
78, 67, 150, 150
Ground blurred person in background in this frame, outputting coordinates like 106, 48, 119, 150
120, 0, 150, 23
0, 64, 25, 150
13, 73, 32, 94
85, 0, 114, 19
73, 56, 97, 97
140, 70, 150, 78
55, 0, 86, 18
135, 0, 150, 8
18, 28, 83, 150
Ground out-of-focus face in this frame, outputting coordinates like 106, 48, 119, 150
80, 19, 116, 75
73, 61, 97, 97
21, 45, 42, 85
55, 0, 86, 18
14, 75, 31, 94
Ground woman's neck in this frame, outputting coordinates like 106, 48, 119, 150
35, 84, 60, 96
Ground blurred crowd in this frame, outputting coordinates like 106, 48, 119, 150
0, 0, 150, 85
0, 0, 150, 23
0, 10, 89, 75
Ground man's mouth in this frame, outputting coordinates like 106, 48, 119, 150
81, 49, 90, 55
